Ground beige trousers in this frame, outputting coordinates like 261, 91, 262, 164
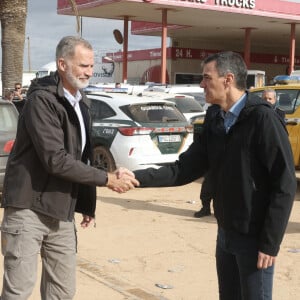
0, 207, 77, 300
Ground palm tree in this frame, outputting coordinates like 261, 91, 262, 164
0, 0, 28, 96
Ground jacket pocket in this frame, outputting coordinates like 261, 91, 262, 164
0, 223, 24, 258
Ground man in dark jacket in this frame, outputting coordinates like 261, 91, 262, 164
133, 51, 296, 300
0, 36, 138, 300
262, 88, 286, 123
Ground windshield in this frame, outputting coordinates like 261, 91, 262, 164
177, 92, 206, 106
166, 97, 204, 113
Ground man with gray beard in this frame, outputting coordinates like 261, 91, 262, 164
0, 36, 138, 300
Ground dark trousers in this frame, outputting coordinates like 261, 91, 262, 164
200, 177, 212, 207
216, 227, 274, 300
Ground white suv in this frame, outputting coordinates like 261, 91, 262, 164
86, 89, 194, 171
141, 91, 206, 124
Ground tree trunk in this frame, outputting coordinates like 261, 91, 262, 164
0, 0, 28, 95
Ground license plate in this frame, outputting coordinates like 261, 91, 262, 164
158, 135, 181, 143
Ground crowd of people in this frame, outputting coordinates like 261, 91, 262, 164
0, 36, 296, 300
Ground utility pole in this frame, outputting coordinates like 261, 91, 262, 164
27, 36, 31, 72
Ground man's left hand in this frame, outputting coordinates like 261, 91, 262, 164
80, 215, 94, 228
257, 251, 276, 269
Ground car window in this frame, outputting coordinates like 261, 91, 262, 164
121, 103, 187, 123
90, 99, 116, 120
0, 103, 18, 131
165, 97, 204, 113
177, 92, 206, 106
276, 90, 299, 112
250, 90, 264, 99
251, 89, 300, 113
289, 90, 300, 110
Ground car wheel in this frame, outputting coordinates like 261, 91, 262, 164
93, 146, 116, 172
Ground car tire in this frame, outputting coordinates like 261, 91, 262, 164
93, 146, 116, 172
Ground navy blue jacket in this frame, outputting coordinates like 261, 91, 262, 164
134, 93, 296, 256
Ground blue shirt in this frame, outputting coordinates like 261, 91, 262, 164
222, 93, 247, 133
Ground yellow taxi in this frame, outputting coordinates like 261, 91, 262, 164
250, 75, 300, 168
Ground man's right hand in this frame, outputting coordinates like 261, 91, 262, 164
106, 168, 139, 193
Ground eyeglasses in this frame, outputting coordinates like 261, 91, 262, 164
15, 87, 21, 90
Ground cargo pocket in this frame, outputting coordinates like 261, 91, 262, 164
0, 223, 24, 258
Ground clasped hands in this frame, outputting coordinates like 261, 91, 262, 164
106, 167, 140, 193
81, 168, 139, 228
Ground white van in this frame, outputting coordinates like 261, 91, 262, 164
290, 70, 300, 76
247, 70, 265, 89
36, 62, 57, 78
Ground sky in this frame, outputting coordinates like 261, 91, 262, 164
1, 0, 163, 72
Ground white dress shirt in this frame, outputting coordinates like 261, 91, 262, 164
64, 88, 86, 154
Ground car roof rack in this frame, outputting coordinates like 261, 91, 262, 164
84, 86, 128, 94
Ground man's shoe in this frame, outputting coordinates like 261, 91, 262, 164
194, 207, 211, 218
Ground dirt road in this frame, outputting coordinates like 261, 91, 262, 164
0, 180, 300, 299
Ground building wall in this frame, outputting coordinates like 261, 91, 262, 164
115, 41, 298, 85
171, 39, 295, 83
248, 63, 289, 84
170, 59, 202, 83
119, 57, 293, 86
118, 59, 291, 86
57, 0, 300, 86
116, 59, 173, 85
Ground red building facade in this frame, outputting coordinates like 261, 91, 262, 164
58, 0, 300, 84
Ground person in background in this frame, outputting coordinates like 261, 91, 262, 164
194, 175, 212, 218
3, 89, 14, 101
132, 51, 296, 300
262, 89, 276, 106
13, 82, 24, 100
115, 82, 121, 88
262, 88, 286, 122
12, 82, 26, 113
0, 36, 139, 300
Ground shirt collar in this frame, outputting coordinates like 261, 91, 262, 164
63, 88, 82, 107
228, 93, 247, 117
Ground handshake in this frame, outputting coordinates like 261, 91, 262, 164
106, 167, 140, 193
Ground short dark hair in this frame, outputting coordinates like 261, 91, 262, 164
202, 51, 247, 90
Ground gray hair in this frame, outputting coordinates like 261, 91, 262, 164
262, 88, 276, 97
55, 36, 93, 63
202, 51, 248, 90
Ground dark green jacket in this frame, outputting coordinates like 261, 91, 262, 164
2, 72, 106, 221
